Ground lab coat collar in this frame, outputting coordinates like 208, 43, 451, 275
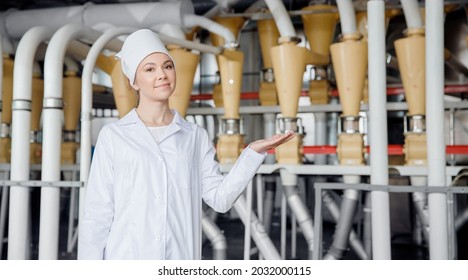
116, 108, 192, 131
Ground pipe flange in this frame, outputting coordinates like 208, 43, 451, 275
309, 66, 327, 81
340, 32, 362, 41
221, 118, 242, 135
276, 117, 304, 135
223, 42, 239, 50
404, 114, 426, 134
405, 28, 425, 37
30, 130, 40, 143
12, 99, 32, 111
63, 130, 76, 142
278, 36, 301, 45
43, 98, 63, 109
261, 68, 275, 83
0, 123, 10, 138
339, 116, 361, 134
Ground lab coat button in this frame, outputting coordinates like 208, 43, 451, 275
156, 235, 161, 240
157, 194, 162, 200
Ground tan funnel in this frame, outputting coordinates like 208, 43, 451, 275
61, 70, 81, 164
394, 29, 425, 116
96, 55, 137, 118
301, 5, 337, 105
330, 38, 368, 116
210, 17, 245, 109
2, 55, 13, 125
218, 49, 243, 119
210, 17, 245, 47
30, 74, 44, 164
0, 55, 13, 163
258, 18, 279, 69
301, 5, 338, 57
271, 42, 308, 118
62, 71, 81, 132
257, 18, 280, 106
168, 46, 199, 117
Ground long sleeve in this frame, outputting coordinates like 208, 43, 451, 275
78, 126, 115, 260
200, 129, 266, 213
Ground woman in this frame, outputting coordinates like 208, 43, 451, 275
78, 29, 295, 260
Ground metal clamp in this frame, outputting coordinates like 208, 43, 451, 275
63, 130, 76, 142
261, 68, 275, 83
30, 130, 41, 143
309, 65, 328, 81
404, 114, 425, 134
43, 98, 63, 109
12, 99, 32, 111
0, 123, 10, 138
221, 118, 243, 135
339, 116, 361, 134
276, 117, 304, 135
278, 36, 301, 44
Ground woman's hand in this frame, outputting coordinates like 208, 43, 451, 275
249, 130, 296, 154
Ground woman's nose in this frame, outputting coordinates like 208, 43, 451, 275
156, 67, 167, 80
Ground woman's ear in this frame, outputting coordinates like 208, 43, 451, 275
131, 82, 140, 91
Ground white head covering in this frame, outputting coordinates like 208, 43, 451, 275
115, 29, 174, 85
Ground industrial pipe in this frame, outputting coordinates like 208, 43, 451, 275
368, 0, 391, 260
1, 2, 187, 40
234, 195, 281, 260
8, 26, 54, 260
201, 212, 227, 260
40, 24, 110, 260
426, 0, 449, 260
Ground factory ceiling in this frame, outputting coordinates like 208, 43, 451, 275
2, 0, 458, 15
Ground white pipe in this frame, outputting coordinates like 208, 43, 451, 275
280, 170, 314, 259
152, 24, 186, 40
8, 26, 54, 260
324, 189, 359, 260
79, 27, 135, 249
400, 0, 424, 30
322, 190, 368, 260
158, 34, 221, 55
336, 0, 358, 36
234, 195, 281, 260
183, 14, 236, 46
368, 0, 391, 260
315, 113, 327, 165
201, 212, 227, 260
40, 24, 103, 260
1, 2, 186, 40
426, 0, 448, 260
264, 0, 296, 38
0, 176, 8, 258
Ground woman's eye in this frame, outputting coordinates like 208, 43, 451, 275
145, 67, 154, 72
165, 64, 173, 70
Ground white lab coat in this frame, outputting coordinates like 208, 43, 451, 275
78, 109, 265, 260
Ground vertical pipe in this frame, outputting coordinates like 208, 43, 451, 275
233, 195, 281, 260
367, 0, 391, 259
8, 27, 53, 260
0, 181, 8, 258
244, 180, 252, 260
39, 24, 88, 260
425, 0, 448, 260
79, 27, 133, 257
280, 193, 287, 259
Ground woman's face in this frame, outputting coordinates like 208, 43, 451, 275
132, 52, 176, 103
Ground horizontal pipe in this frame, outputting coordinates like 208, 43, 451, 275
264, 145, 468, 155
191, 84, 468, 101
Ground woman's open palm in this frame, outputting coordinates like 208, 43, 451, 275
249, 131, 296, 154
